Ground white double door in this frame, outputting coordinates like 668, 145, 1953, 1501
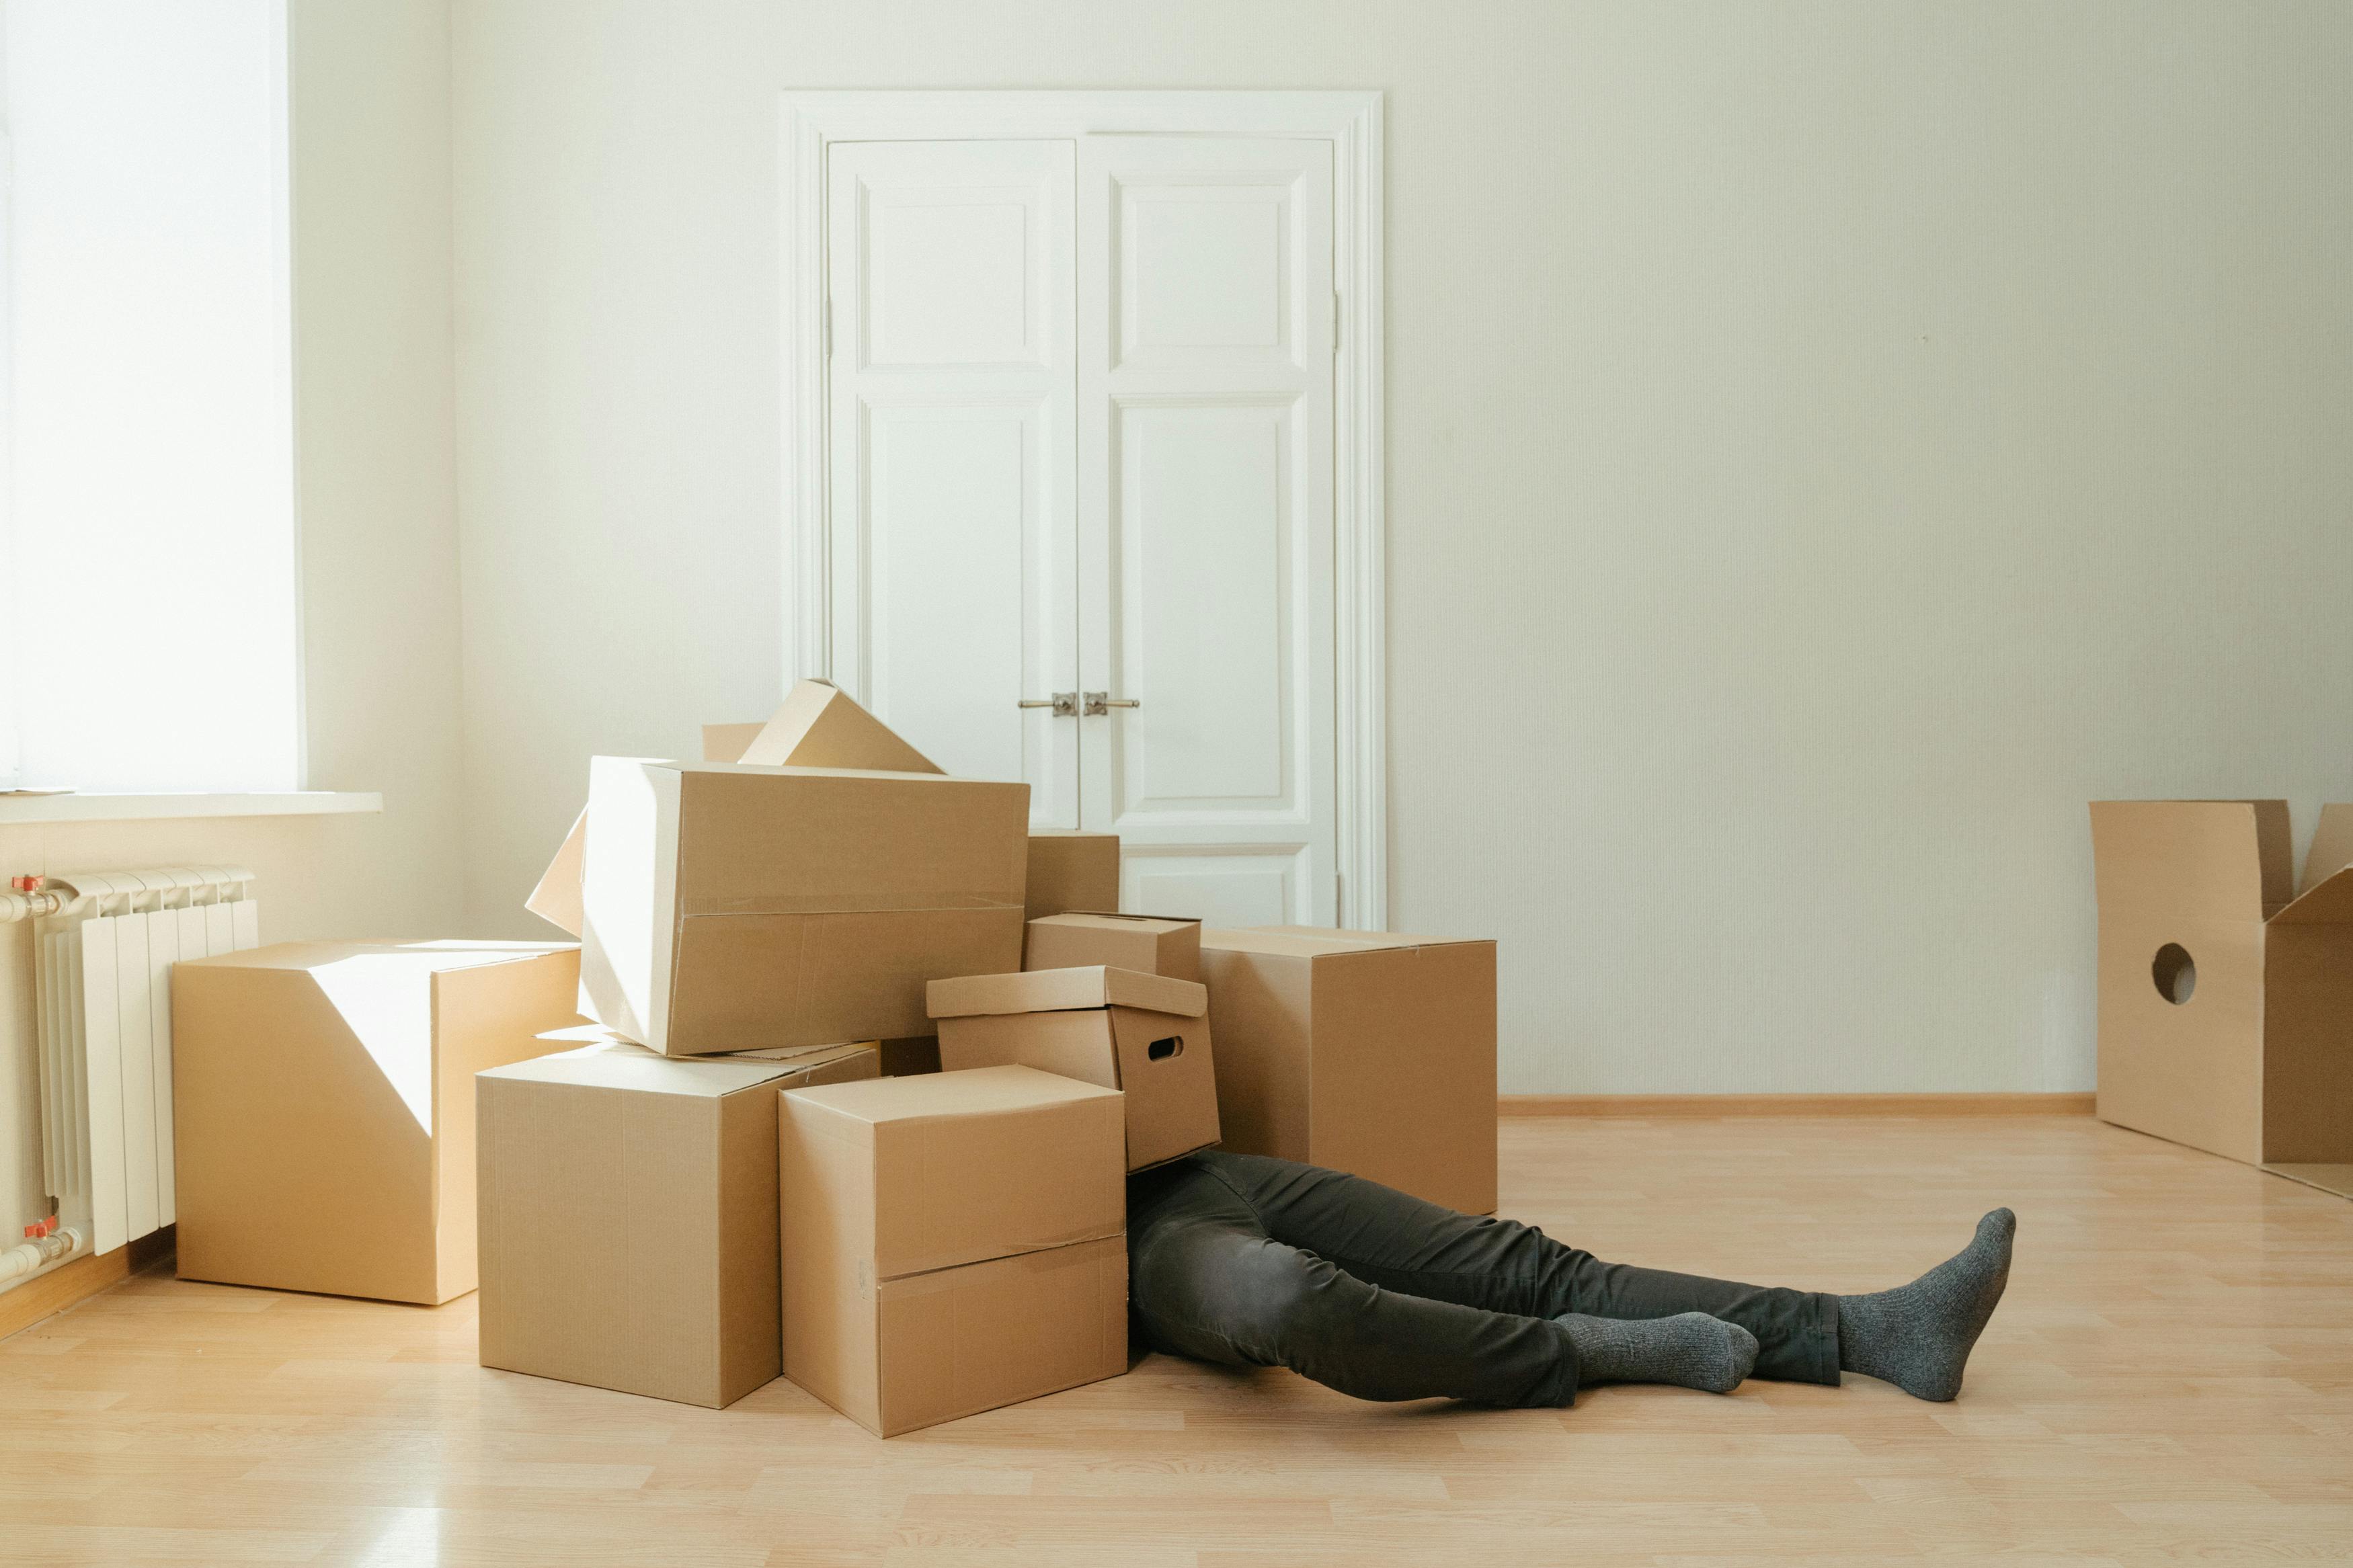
824, 134, 1337, 927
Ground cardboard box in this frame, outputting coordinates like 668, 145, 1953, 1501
2090, 800, 2353, 1168
577, 759, 1029, 1056
928, 967, 1220, 1171
171, 942, 582, 1305
1025, 831, 1120, 925
701, 721, 764, 762
1199, 927, 1499, 1214
477, 1036, 879, 1409
1024, 911, 1201, 983
779, 1065, 1128, 1436
528, 679, 943, 940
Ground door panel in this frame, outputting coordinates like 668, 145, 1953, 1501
1120, 402, 1287, 807
864, 405, 1031, 785
1124, 850, 1298, 929
826, 140, 1078, 825
1079, 136, 1337, 927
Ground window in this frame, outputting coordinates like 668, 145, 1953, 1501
1, 0, 300, 794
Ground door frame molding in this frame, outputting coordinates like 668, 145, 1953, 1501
781, 89, 1387, 928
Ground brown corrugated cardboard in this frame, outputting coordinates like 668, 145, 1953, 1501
171, 942, 582, 1305
738, 679, 943, 772
1024, 911, 1202, 983
477, 1037, 878, 1409
928, 968, 1219, 1171
526, 810, 588, 938
1025, 831, 1120, 925
701, 721, 765, 762
2091, 800, 2353, 1167
779, 1065, 1127, 1436
578, 759, 1029, 1055
528, 679, 943, 941
1199, 927, 1499, 1214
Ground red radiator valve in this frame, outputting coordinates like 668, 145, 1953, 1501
11, 875, 45, 893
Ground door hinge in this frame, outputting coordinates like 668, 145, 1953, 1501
1332, 291, 1342, 354
822, 297, 833, 359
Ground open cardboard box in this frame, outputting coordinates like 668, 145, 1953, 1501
2091, 800, 2353, 1194
172, 941, 584, 1305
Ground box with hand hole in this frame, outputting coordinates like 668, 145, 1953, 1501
926, 966, 1220, 1171
2090, 800, 2353, 1169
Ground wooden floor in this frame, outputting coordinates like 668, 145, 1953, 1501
5, 1114, 2350, 1566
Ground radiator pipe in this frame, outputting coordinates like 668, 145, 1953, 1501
0, 876, 67, 922
0, 1225, 83, 1282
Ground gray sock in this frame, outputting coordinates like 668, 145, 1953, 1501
1556, 1311, 1759, 1394
1836, 1207, 2016, 1401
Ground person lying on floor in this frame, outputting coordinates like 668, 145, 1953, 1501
1127, 1151, 2013, 1406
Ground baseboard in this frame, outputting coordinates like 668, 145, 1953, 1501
1499, 1092, 2098, 1118
0, 1225, 175, 1342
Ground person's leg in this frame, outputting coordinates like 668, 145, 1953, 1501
1836, 1208, 2015, 1401
1196, 1151, 1841, 1386
1130, 1156, 1755, 1403
1126, 1156, 1580, 1406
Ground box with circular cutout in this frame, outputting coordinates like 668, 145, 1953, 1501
2090, 799, 2353, 1168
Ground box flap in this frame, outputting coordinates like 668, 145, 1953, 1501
1200, 926, 1490, 958
2272, 865, 2353, 925
928, 965, 1206, 1021
785, 1062, 1119, 1125
481, 1038, 805, 1097
2089, 800, 2292, 922
526, 809, 588, 938
736, 679, 943, 774
701, 721, 766, 763
2301, 804, 2353, 897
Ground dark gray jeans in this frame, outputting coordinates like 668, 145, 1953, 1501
1128, 1150, 1839, 1407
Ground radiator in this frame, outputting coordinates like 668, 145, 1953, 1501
27, 868, 261, 1256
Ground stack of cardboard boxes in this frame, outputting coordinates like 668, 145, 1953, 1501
167, 680, 1498, 1438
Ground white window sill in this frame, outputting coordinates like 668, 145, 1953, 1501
0, 791, 383, 826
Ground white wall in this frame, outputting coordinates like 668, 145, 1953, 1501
0, 0, 468, 1239
450, 0, 2353, 1094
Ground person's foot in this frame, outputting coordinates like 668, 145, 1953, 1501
1556, 1311, 1759, 1393
1835, 1208, 2015, 1401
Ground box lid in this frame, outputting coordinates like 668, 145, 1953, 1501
786, 1062, 1121, 1124
1199, 926, 1492, 958
928, 965, 1206, 1021
481, 1038, 819, 1098
1032, 912, 1197, 935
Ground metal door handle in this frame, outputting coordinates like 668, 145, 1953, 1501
1082, 692, 1140, 716
1019, 692, 1080, 718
